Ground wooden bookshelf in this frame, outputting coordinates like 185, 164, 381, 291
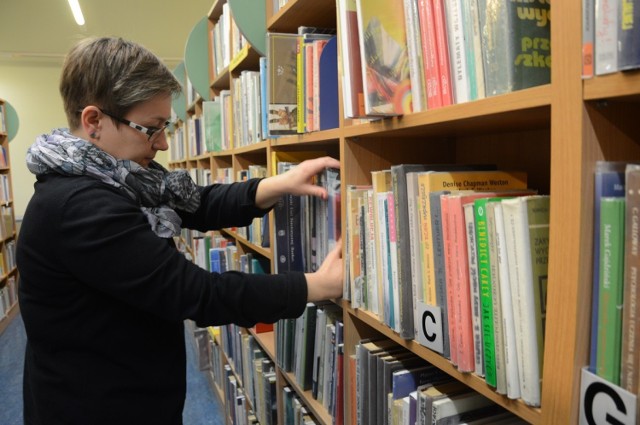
169, 0, 640, 423
0, 98, 18, 336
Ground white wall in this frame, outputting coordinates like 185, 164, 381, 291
0, 60, 169, 219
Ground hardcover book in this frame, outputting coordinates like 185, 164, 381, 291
267, 33, 300, 135
478, 0, 551, 96
355, 0, 413, 115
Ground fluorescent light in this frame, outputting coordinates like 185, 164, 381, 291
67, 0, 85, 26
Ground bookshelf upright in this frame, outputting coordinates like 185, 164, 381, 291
0, 98, 19, 336
170, 0, 640, 423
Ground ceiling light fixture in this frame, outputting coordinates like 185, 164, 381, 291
67, 0, 85, 26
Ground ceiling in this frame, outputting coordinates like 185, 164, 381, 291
0, 0, 213, 69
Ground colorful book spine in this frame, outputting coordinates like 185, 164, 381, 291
474, 197, 497, 387
597, 196, 625, 385
590, 161, 626, 373
621, 163, 640, 391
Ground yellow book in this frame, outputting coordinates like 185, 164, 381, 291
371, 169, 393, 323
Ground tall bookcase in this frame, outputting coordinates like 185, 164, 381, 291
170, 0, 640, 423
0, 98, 19, 336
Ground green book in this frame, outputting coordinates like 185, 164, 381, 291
596, 196, 625, 384
474, 197, 497, 387
202, 99, 222, 152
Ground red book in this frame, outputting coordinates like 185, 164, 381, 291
432, 0, 453, 106
418, 0, 442, 109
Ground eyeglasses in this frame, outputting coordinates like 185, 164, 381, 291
97, 108, 170, 143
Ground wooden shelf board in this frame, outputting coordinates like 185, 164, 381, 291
342, 85, 551, 140
211, 67, 231, 91
207, 0, 225, 20
347, 306, 542, 425
233, 140, 269, 155
584, 71, 640, 101
267, 0, 337, 32
269, 128, 341, 147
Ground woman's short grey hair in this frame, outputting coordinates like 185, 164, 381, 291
60, 37, 183, 129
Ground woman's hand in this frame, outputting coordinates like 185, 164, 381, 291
305, 241, 344, 302
255, 156, 340, 209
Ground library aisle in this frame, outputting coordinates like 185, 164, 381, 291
0, 314, 225, 425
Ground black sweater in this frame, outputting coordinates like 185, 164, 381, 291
16, 173, 307, 425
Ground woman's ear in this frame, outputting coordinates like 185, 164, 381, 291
79, 106, 102, 140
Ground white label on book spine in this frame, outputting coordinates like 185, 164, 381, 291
579, 367, 637, 425
414, 301, 444, 354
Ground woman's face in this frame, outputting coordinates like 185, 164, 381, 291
95, 93, 172, 168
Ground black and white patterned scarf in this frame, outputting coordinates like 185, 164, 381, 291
26, 128, 200, 238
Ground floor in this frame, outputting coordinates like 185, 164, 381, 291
0, 313, 225, 425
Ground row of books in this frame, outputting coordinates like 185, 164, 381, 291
273, 156, 341, 274
209, 2, 247, 79
0, 276, 16, 319
583, 0, 640, 78
344, 165, 549, 407
354, 337, 527, 425
168, 125, 186, 162
338, 0, 550, 117
275, 302, 344, 424
282, 386, 322, 425
589, 162, 640, 397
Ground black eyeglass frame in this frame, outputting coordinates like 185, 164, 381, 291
79, 107, 170, 142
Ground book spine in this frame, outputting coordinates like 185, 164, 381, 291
432, 0, 453, 106
486, 201, 507, 394
419, 0, 443, 108
445, 0, 470, 104
617, 0, 640, 71
597, 197, 626, 385
595, 0, 620, 75
404, 0, 427, 112
439, 194, 458, 366
494, 202, 521, 399
582, 0, 595, 78
464, 202, 485, 376
449, 196, 476, 373
590, 163, 626, 372
474, 198, 497, 387
621, 165, 640, 391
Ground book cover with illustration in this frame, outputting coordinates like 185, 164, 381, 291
478, 0, 551, 96
355, 0, 413, 115
267, 33, 300, 135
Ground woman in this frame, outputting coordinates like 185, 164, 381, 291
16, 37, 343, 424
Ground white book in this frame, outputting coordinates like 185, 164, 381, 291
365, 189, 379, 314
444, 0, 470, 104
595, 0, 619, 75
493, 202, 521, 400
485, 201, 506, 394
404, 0, 427, 112
431, 391, 494, 424
501, 195, 550, 407
463, 202, 484, 377
460, 0, 485, 99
